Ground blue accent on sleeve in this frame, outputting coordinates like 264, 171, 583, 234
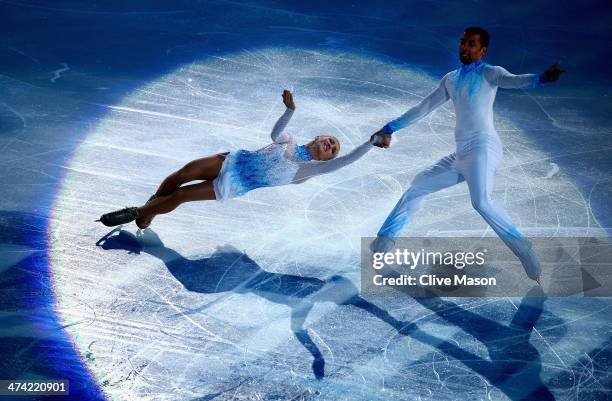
382, 124, 394, 134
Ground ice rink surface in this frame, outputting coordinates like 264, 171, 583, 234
1, 1, 611, 400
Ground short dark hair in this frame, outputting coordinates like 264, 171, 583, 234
464, 27, 490, 48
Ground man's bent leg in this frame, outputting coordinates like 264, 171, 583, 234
462, 150, 541, 281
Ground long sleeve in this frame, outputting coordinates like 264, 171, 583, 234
381, 74, 450, 134
293, 139, 374, 183
485, 65, 541, 89
270, 107, 294, 143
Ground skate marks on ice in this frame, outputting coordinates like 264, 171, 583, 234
50, 62, 70, 83
540, 162, 560, 180
97, 228, 556, 400
49, 49, 610, 400
0, 210, 105, 400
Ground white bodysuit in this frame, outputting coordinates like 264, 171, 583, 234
376, 60, 545, 279
213, 108, 374, 201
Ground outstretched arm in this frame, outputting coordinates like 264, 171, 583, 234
487, 60, 565, 89
293, 137, 377, 182
372, 75, 450, 148
381, 75, 450, 135
270, 89, 296, 143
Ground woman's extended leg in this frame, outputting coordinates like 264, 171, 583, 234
153, 153, 227, 197
99, 154, 227, 228
135, 153, 226, 227
138, 180, 216, 218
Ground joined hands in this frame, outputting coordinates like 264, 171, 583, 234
371, 130, 392, 148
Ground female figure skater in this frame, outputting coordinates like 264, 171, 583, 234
99, 90, 382, 228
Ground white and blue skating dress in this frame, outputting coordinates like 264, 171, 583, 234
213, 108, 374, 201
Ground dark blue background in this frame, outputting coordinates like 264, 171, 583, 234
0, 1, 610, 400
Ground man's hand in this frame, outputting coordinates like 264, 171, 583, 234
541, 60, 566, 83
371, 130, 392, 148
282, 89, 295, 110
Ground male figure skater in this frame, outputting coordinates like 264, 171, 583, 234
372, 27, 565, 283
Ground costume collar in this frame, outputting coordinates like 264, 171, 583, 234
295, 144, 313, 161
460, 59, 484, 74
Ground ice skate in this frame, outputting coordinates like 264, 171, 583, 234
98, 207, 139, 227
135, 195, 157, 229
370, 235, 396, 254
517, 242, 542, 283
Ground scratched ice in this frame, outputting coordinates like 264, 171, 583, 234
48, 49, 611, 400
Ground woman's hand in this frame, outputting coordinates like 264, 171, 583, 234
282, 89, 296, 110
